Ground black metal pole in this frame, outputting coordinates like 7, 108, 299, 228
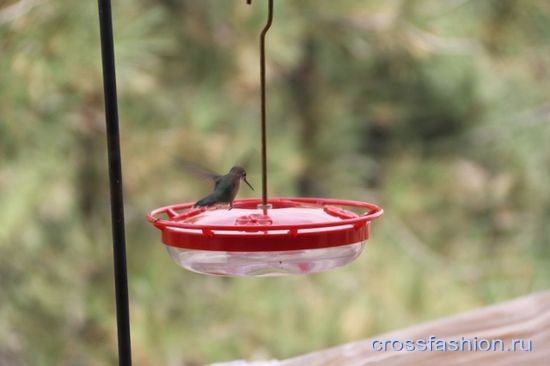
96, 1, 132, 365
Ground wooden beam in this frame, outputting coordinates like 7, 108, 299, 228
0, 0, 42, 25
213, 291, 550, 366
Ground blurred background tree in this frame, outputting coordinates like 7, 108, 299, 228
1, 0, 549, 365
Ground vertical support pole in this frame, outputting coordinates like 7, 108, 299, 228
96, 1, 132, 365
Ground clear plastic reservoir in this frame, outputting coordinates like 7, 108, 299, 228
167, 242, 365, 276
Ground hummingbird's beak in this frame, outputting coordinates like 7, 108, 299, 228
243, 177, 254, 191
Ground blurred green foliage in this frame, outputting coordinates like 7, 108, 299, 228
1, 0, 550, 364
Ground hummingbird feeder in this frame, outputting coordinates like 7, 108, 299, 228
148, 198, 382, 276
146, 0, 383, 276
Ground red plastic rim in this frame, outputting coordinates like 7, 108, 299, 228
147, 197, 383, 252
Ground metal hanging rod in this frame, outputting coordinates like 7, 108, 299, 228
247, 0, 274, 207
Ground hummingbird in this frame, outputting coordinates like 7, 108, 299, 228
178, 161, 254, 209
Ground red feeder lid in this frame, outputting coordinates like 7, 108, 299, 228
147, 197, 383, 252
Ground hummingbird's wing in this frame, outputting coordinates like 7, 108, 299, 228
176, 159, 221, 182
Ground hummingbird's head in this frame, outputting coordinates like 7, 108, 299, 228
230, 166, 254, 191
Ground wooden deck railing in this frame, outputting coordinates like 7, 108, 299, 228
214, 291, 550, 366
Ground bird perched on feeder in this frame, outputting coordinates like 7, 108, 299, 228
178, 161, 254, 209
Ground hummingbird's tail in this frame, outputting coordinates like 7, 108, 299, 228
194, 194, 218, 208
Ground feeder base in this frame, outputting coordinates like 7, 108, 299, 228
166, 242, 364, 277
